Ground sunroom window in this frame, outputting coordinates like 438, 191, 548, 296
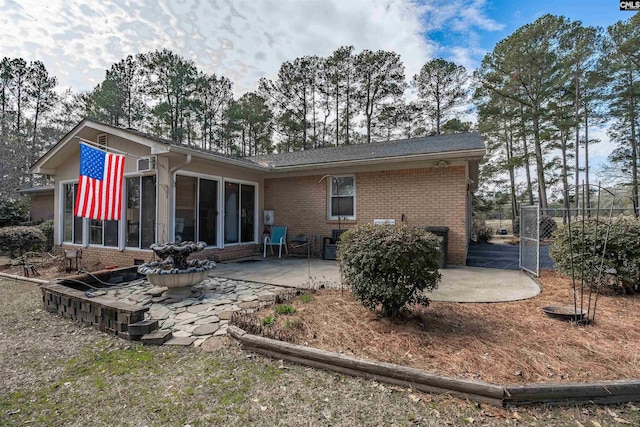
126, 175, 156, 249
224, 182, 255, 244
174, 175, 219, 246
62, 183, 83, 244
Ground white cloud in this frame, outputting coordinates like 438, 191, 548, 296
0, 0, 502, 96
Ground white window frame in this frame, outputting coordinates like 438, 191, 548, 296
123, 171, 158, 251
59, 179, 83, 246
88, 218, 120, 248
327, 174, 356, 220
222, 178, 259, 247
172, 171, 223, 249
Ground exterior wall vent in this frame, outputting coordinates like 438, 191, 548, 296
96, 133, 108, 147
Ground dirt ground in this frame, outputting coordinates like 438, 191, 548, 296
256, 270, 640, 385
2, 275, 640, 425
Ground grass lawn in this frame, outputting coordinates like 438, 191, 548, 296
1, 277, 639, 426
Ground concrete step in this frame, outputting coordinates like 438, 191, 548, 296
141, 329, 172, 345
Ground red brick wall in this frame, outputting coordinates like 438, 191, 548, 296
56, 244, 259, 269
264, 166, 469, 265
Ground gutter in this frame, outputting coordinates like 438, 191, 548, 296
265, 148, 487, 172
167, 145, 271, 172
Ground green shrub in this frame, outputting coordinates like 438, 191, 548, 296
37, 220, 55, 252
337, 224, 441, 318
471, 218, 493, 243
0, 226, 46, 258
550, 217, 640, 293
299, 294, 312, 304
274, 305, 296, 315
0, 199, 29, 227
262, 315, 275, 326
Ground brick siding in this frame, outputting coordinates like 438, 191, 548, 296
55, 243, 259, 269
264, 166, 469, 265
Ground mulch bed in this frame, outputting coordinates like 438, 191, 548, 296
255, 271, 640, 385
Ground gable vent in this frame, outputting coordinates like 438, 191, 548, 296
96, 133, 108, 147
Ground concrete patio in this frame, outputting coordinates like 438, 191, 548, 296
212, 257, 541, 303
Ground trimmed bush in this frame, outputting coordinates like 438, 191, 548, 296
337, 224, 441, 318
0, 199, 29, 227
0, 226, 46, 258
550, 217, 640, 294
471, 218, 493, 243
37, 220, 54, 252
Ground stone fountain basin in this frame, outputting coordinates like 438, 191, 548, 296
138, 259, 216, 289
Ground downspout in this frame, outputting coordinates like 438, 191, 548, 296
168, 154, 192, 243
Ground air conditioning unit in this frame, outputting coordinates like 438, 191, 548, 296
137, 156, 157, 172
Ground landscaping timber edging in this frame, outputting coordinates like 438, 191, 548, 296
228, 325, 640, 407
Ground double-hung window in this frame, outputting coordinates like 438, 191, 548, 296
329, 175, 355, 219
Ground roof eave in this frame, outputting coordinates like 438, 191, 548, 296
268, 148, 486, 172
30, 119, 170, 174
166, 145, 271, 172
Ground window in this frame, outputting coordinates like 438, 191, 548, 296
329, 176, 355, 219
126, 175, 156, 249
224, 181, 256, 244
89, 220, 118, 247
63, 182, 117, 247
174, 175, 218, 246
62, 183, 83, 244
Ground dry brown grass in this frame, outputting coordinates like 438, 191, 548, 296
257, 270, 640, 385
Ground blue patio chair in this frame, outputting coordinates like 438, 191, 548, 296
263, 226, 289, 258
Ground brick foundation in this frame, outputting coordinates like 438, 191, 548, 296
54, 243, 260, 269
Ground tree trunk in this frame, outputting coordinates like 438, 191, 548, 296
505, 118, 518, 220
532, 106, 548, 209
519, 105, 534, 206
335, 83, 339, 146
560, 128, 570, 224
574, 72, 581, 212
30, 96, 41, 187
631, 70, 639, 217
435, 81, 441, 135
584, 106, 590, 215
302, 87, 307, 147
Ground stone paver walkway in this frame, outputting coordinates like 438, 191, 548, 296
99, 276, 292, 347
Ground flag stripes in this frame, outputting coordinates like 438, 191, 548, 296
74, 142, 125, 220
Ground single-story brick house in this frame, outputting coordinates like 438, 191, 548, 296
30, 119, 484, 268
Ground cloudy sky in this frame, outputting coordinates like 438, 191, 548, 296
1, 0, 630, 94
0, 0, 635, 175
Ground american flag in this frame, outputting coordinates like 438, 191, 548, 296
74, 142, 125, 220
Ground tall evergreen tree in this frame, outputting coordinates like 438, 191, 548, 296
413, 58, 467, 135
354, 50, 406, 143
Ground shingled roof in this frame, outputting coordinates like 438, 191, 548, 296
250, 132, 484, 168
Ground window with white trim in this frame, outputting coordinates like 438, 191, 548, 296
329, 176, 355, 219
62, 183, 83, 244
89, 219, 118, 247
224, 181, 256, 244
125, 175, 156, 249
174, 175, 219, 246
